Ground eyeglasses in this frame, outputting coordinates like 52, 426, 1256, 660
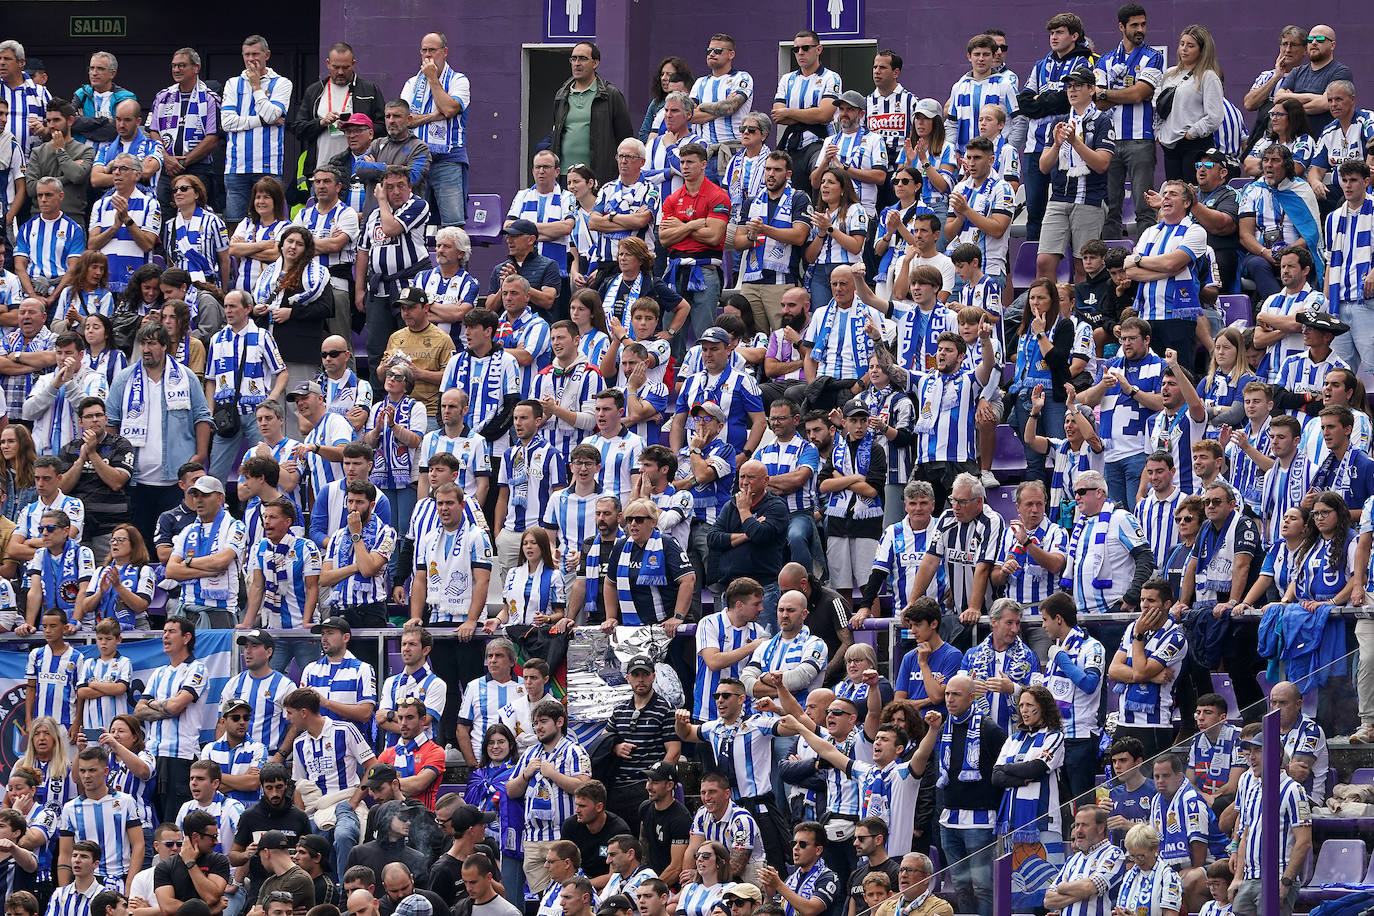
571, 460, 598, 468
1306, 35, 1332, 43
950, 495, 976, 506
387, 372, 409, 380
321, 349, 346, 359
616, 154, 643, 161
38, 524, 59, 533
1203, 497, 1228, 507
706, 47, 729, 56
569, 54, 593, 62
110, 166, 135, 173
171, 62, 192, 69
1312, 508, 1335, 518
226, 713, 249, 722
713, 692, 743, 701
792, 45, 815, 54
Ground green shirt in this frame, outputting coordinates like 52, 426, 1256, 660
561, 85, 595, 173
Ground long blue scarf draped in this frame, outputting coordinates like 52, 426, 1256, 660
937, 708, 983, 787
41, 539, 84, 612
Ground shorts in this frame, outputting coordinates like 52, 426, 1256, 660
825, 535, 879, 590
1233, 878, 1297, 916
1040, 200, 1106, 259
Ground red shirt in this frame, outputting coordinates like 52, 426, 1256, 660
379, 737, 447, 810
661, 178, 732, 257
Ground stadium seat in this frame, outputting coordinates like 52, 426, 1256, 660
1230, 177, 1253, 190
1209, 673, 1242, 724
1363, 849, 1374, 886
1352, 768, 1374, 786
1102, 239, 1135, 253
1010, 242, 1040, 294
1300, 839, 1366, 900
1218, 294, 1252, 327
466, 193, 504, 245
1121, 184, 1135, 227
990, 425, 1027, 481
986, 485, 1018, 524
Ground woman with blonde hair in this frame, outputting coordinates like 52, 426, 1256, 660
1155, 25, 1226, 180
16, 716, 73, 809
1114, 824, 1183, 916
1199, 327, 1257, 426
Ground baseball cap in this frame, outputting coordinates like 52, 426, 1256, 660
837, 90, 866, 110
395, 895, 434, 916
626, 654, 654, 675
397, 286, 430, 307
310, 615, 352, 634
220, 697, 251, 716
187, 476, 225, 496
342, 113, 373, 130
264, 892, 296, 908
645, 761, 678, 782
598, 896, 636, 916
258, 830, 293, 851
503, 218, 539, 237
1196, 147, 1232, 170
723, 884, 763, 903
1062, 66, 1096, 86
363, 763, 399, 788
912, 97, 942, 120
236, 629, 275, 649
287, 380, 324, 401
699, 326, 732, 346
692, 402, 726, 423
449, 803, 497, 832
1240, 734, 1263, 749
27, 59, 46, 74
841, 398, 871, 418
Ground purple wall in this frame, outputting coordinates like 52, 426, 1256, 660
319, 0, 1367, 273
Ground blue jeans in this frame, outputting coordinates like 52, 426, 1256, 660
1332, 297, 1374, 377
761, 581, 781, 634
382, 484, 418, 547
1009, 388, 1065, 486
1105, 451, 1149, 510
223, 884, 246, 916
502, 851, 526, 911
941, 824, 997, 916
1022, 161, 1051, 242
808, 262, 843, 313
1064, 736, 1100, 806
429, 160, 468, 226
786, 511, 818, 575
210, 410, 262, 482
325, 800, 360, 884
224, 172, 282, 223
681, 266, 724, 355
1241, 251, 1282, 301
270, 638, 320, 678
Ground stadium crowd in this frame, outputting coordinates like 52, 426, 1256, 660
0, 8, 1372, 916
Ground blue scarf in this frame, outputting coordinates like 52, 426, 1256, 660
41, 539, 84, 613
741, 185, 795, 282
996, 729, 1057, 843
96, 564, 140, 629
122, 357, 193, 447
663, 256, 711, 292
616, 530, 667, 624
1272, 178, 1326, 279
937, 708, 984, 787
825, 431, 878, 515
1061, 505, 1116, 590
604, 272, 644, 325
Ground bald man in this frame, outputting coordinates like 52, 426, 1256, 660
312, 333, 374, 435
777, 561, 854, 684
1269, 680, 1328, 804
1275, 24, 1352, 135
706, 459, 790, 626
348, 887, 380, 916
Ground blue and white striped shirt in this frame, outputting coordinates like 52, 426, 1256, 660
458, 676, 524, 760
1275, 348, 1349, 409
1240, 182, 1300, 249
1113, 623, 1187, 727
998, 520, 1069, 612
221, 69, 292, 174
163, 207, 229, 283
221, 667, 297, 751
1234, 771, 1311, 878
1258, 288, 1325, 382
403, 65, 470, 160
508, 186, 578, 269
1324, 195, 1374, 304
542, 487, 602, 576
946, 71, 1021, 151
866, 84, 917, 165
756, 435, 819, 513
440, 348, 520, 457
804, 300, 885, 381
1312, 113, 1374, 190
698, 714, 781, 800
323, 517, 397, 605
1135, 487, 1184, 569
200, 740, 270, 807
379, 664, 447, 747
294, 200, 359, 269
230, 218, 289, 293
1024, 52, 1095, 152
911, 368, 983, 463
500, 434, 567, 532
876, 516, 942, 608
1132, 219, 1207, 322
674, 367, 763, 455
693, 610, 767, 720
175, 791, 244, 855
1052, 840, 1126, 916
498, 309, 552, 398
516, 736, 591, 842
1100, 353, 1164, 462
89, 187, 161, 291
301, 653, 376, 724
359, 195, 430, 281
26, 644, 80, 727
1116, 864, 1182, 916
774, 68, 843, 149
108, 750, 155, 827
291, 720, 375, 795
15, 214, 85, 279
415, 520, 493, 622
144, 658, 208, 759
77, 653, 132, 730
1, 77, 50, 152
586, 429, 643, 504
1094, 43, 1163, 140
171, 510, 247, 612
533, 362, 604, 462
691, 70, 754, 144
591, 179, 661, 264
46, 877, 105, 916
208, 324, 284, 409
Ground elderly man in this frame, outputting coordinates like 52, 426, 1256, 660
1042, 806, 1126, 916
1269, 680, 1329, 805
1244, 26, 1307, 114
147, 47, 221, 213
507, 150, 576, 278
1307, 81, 1374, 210
0, 40, 51, 152
89, 152, 162, 292
1122, 180, 1211, 360
706, 461, 789, 618
1275, 25, 1351, 136
91, 98, 164, 190
909, 472, 1006, 627
24, 98, 94, 218
1150, 755, 1223, 914
587, 138, 660, 275
13, 176, 84, 303
0, 297, 57, 418
872, 853, 951, 916
355, 165, 431, 373
485, 219, 560, 318
959, 598, 1039, 732
289, 41, 386, 182
1061, 470, 1153, 615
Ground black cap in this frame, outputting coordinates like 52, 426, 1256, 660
503, 218, 539, 237
310, 615, 351, 634
1197, 148, 1233, 172
27, 59, 46, 74
626, 654, 654, 674
397, 286, 430, 307
598, 896, 635, 916
259, 830, 293, 851
363, 763, 398, 788
1296, 308, 1351, 337
645, 761, 678, 782
236, 629, 275, 648
1063, 66, 1096, 86
450, 803, 498, 832
841, 398, 871, 418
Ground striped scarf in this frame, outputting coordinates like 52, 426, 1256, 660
603, 272, 644, 326
937, 708, 984, 787
1062, 505, 1116, 590
616, 531, 667, 625
825, 432, 879, 518
741, 185, 794, 282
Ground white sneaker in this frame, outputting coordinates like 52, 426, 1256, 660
1349, 724, 1374, 744
980, 470, 1001, 489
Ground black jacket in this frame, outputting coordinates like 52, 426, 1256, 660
549, 75, 633, 185
938, 715, 1008, 814
706, 490, 790, 586
290, 74, 387, 179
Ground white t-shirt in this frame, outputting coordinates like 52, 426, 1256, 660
133, 374, 166, 485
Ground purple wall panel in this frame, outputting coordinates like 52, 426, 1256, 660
320, 0, 1364, 275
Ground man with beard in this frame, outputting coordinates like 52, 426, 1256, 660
565, 496, 623, 625
762, 290, 812, 406
231, 763, 312, 909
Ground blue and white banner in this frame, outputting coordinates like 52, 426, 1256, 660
0, 631, 234, 771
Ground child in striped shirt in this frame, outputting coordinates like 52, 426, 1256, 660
75, 619, 131, 732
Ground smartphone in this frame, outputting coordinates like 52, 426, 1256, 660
82, 728, 103, 743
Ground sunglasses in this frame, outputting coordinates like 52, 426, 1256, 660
173, 185, 194, 192
226, 713, 249, 722
625, 515, 652, 523
1306, 35, 1332, 43
826, 707, 855, 716
792, 45, 815, 54
706, 47, 728, 56
1175, 515, 1196, 523
1195, 160, 1217, 169
793, 840, 813, 848
386, 372, 409, 379
320, 349, 346, 359
741, 126, 762, 134
161, 840, 183, 848
995, 45, 1009, 53
38, 524, 59, 533
1073, 487, 1099, 496
1203, 497, 1227, 507
892, 177, 915, 185
714, 692, 743, 701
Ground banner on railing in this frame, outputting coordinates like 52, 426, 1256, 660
0, 630, 235, 769
1010, 840, 1065, 910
